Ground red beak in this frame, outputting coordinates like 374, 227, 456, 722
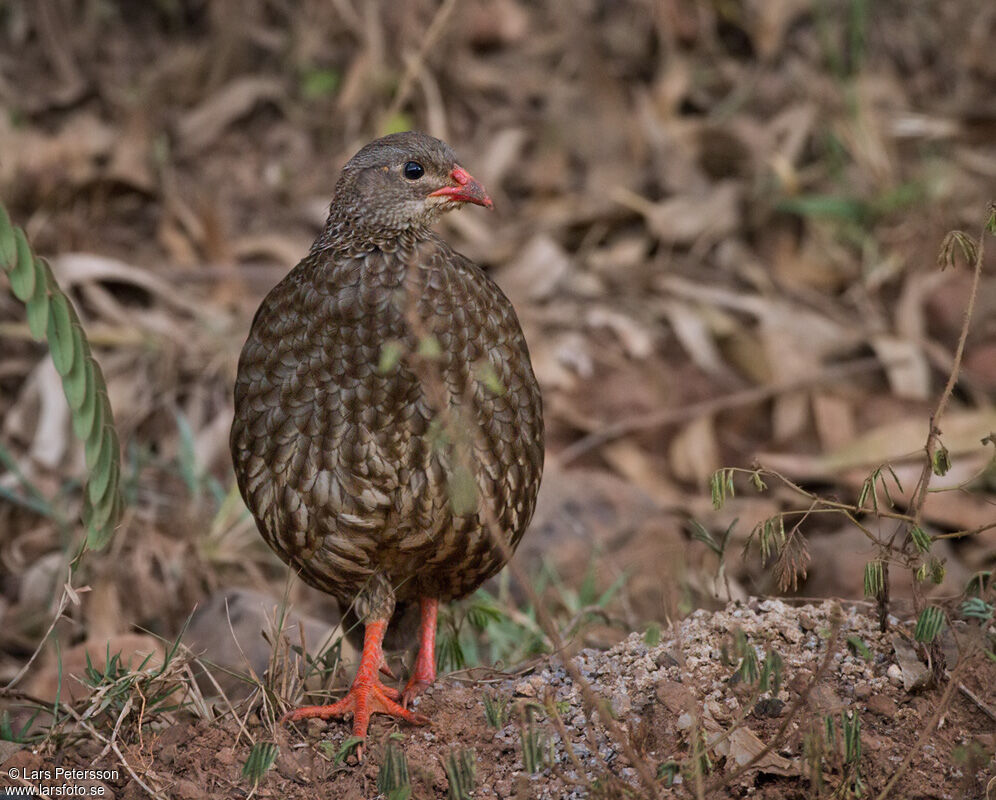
428, 166, 494, 209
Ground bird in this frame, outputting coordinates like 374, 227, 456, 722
230, 131, 544, 750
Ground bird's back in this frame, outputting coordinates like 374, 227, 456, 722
231, 231, 544, 604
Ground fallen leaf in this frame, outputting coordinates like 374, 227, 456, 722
177, 77, 285, 153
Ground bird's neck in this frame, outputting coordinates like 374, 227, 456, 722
311, 210, 434, 257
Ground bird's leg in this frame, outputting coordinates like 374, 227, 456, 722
281, 618, 427, 745
402, 598, 438, 707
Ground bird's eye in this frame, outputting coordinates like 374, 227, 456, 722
403, 161, 425, 180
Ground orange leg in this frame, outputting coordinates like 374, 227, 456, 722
282, 618, 427, 746
402, 598, 438, 707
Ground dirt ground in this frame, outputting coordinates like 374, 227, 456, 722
1, 0, 995, 798
3, 601, 994, 798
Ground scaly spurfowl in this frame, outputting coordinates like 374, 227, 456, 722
230, 131, 544, 751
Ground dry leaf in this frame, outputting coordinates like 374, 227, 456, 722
614, 182, 741, 245
723, 727, 799, 776
891, 634, 931, 692
496, 233, 572, 302
871, 335, 930, 400
177, 77, 284, 153
668, 415, 720, 487
585, 306, 655, 359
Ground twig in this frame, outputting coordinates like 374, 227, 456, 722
57, 702, 166, 799
379, 0, 459, 131
1, 572, 87, 693
958, 681, 996, 724
903, 208, 990, 541
886, 207, 992, 648
559, 356, 891, 465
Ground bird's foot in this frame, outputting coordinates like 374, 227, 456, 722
401, 676, 434, 708
402, 597, 439, 708
401, 646, 436, 707
281, 678, 428, 743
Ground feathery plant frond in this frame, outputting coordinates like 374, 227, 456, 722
0, 203, 123, 550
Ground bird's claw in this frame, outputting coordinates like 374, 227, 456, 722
281, 678, 428, 744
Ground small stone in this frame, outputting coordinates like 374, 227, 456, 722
655, 680, 695, 716
514, 680, 536, 697
853, 682, 872, 700
306, 718, 328, 737
887, 664, 903, 686
173, 780, 203, 800
865, 694, 898, 719
753, 697, 785, 718
655, 650, 680, 668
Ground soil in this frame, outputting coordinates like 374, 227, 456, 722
3, 600, 993, 799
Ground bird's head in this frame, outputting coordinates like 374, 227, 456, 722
330, 131, 493, 235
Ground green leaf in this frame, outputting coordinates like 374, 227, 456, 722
26, 289, 49, 340
846, 636, 873, 661
85, 413, 108, 468
776, 194, 870, 223
61, 329, 88, 409
417, 334, 442, 359
25, 257, 52, 337
10, 229, 36, 301
913, 605, 945, 643
444, 748, 476, 800
750, 470, 767, 492
482, 692, 509, 729
333, 736, 363, 765
476, 361, 506, 396
644, 622, 661, 647
931, 446, 951, 476
84, 390, 111, 458
376, 738, 410, 796
520, 724, 549, 774
657, 760, 680, 787
863, 560, 884, 598
65, 355, 92, 414
689, 518, 725, 556
710, 469, 735, 509
300, 67, 341, 99
960, 597, 993, 621
0, 204, 15, 267
85, 492, 117, 549
378, 339, 405, 373
1, 201, 123, 552
965, 571, 992, 597
47, 293, 76, 376
759, 648, 784, 693
241, 740, 279, 784
447, 464, 478, 516
88, 428, 119, 506
909, 525, 931, 554
73, 379, 100, 441
467, 600, 502, 631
